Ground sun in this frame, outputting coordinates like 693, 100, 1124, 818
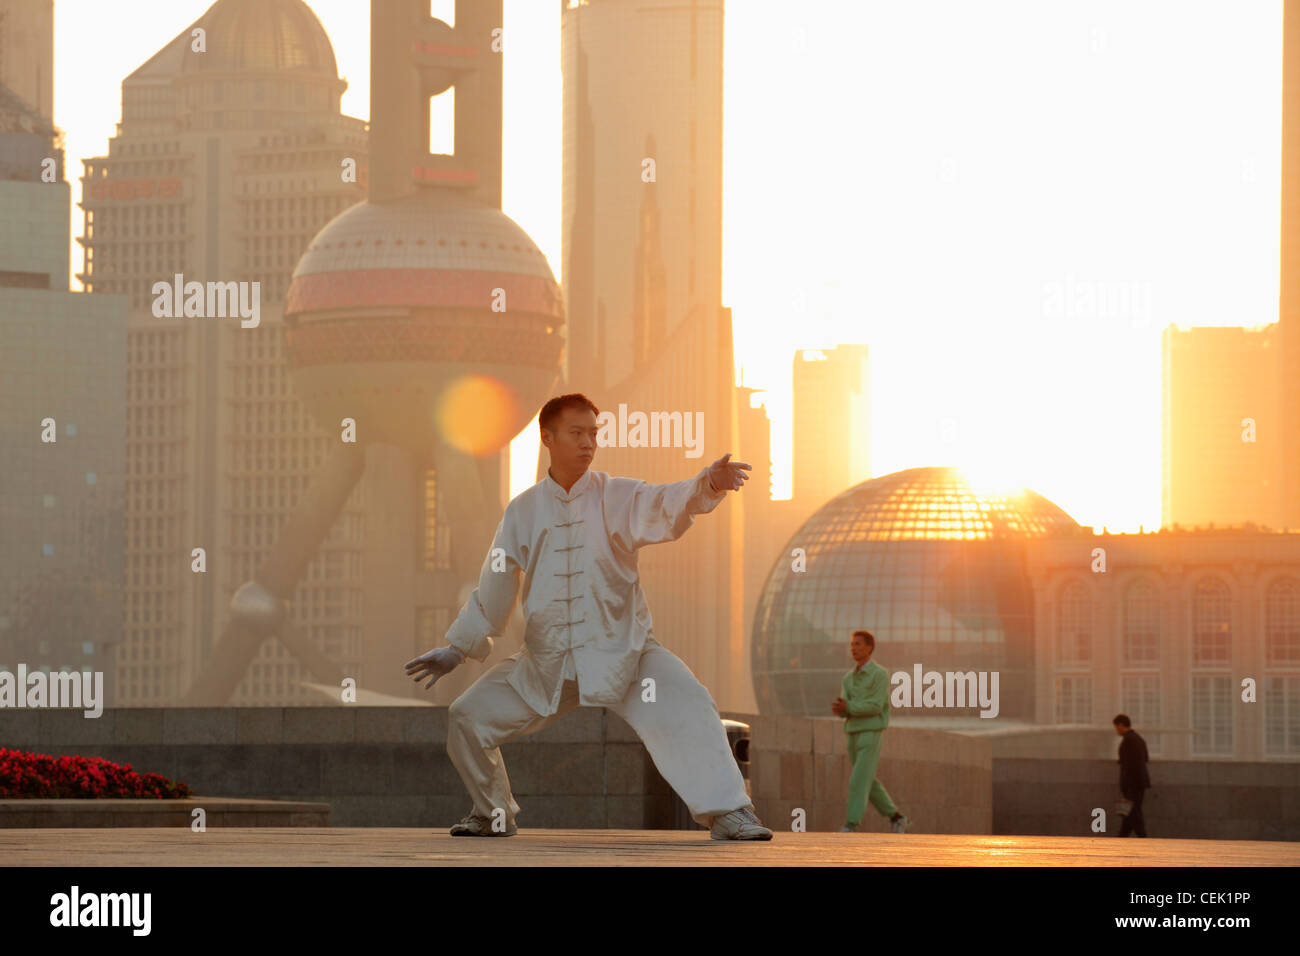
957, 460, 1028, 499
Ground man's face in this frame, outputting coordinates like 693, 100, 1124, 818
850, 634, 872, 663
542, 406, 597, 471
1114, 723, 1126, 736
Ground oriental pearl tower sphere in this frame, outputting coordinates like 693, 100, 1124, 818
183, 0, 562, 704
284, 190, 562, 457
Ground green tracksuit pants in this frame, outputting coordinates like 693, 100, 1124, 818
846, 729, 898, 825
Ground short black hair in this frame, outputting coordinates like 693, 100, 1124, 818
1112, 714, 1132, 728
539, 393, 600, 435
851, 630, 875, 649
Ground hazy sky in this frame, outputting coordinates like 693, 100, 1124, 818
53, 0, 1283, 531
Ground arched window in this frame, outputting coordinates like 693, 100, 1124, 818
1123, 578, 1160, 666
1119, 578, 1162, 753
1057, 579, 1090, 666
1191, 576, 1233, 755
1054, 577, 1094, 721
1263, 577, 1300, 755
1192, 577, 1231, 667
1265, 578, 1300, 666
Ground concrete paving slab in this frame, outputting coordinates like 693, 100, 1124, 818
1, 828, 1296, 866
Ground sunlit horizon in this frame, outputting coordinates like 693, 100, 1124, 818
51, 0, 1285, 532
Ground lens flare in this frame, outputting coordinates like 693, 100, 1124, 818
435, 375, 520, 456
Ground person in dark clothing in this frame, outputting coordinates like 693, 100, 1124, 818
1112, 714, 1151, 837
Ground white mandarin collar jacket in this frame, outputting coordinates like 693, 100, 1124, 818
444, 465, 727, 716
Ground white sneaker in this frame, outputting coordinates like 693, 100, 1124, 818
839, 823, 858, 832
709, 805, 773, 841
449, 812, 517, 836
891, 814, 911, 834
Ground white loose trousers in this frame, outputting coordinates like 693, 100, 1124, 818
447, 636, 750, 827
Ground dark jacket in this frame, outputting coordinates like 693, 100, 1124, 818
1117, 729, 1151, 798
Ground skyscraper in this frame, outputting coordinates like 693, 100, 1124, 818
78, 0, 369, 703
1280, 0, 1300, 529
0, 71, 127, 693
1163, 8, 1293, 532
559, 0, 750, 709
0, 0, 53, 125
792, 344, 871, 506
736, 385, 772, 700
1162, 324, 1282, 529
561, 0, 724, 391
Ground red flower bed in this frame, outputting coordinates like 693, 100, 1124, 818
0, 748, 192, 799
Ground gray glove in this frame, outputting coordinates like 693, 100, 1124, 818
404, 645, 465, 690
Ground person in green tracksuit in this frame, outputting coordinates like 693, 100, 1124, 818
831, 630, 910, 833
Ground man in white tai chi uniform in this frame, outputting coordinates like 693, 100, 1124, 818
405, 393, 773, 840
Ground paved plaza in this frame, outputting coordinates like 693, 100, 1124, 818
3, 829, 1296, 866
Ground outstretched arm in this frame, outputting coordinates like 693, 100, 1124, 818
606, 454, 749, 552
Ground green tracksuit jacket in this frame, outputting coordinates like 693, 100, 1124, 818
842, 658, 891, 732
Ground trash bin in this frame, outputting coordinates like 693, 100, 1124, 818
723, 718, 752, 795
665, 718, 751, 829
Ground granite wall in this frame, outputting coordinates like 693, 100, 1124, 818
979, 726, 1300, 841
993, 758, 1300, 841
0, 707, 989, 832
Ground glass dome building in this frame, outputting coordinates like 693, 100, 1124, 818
752, 466, 1081, 720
